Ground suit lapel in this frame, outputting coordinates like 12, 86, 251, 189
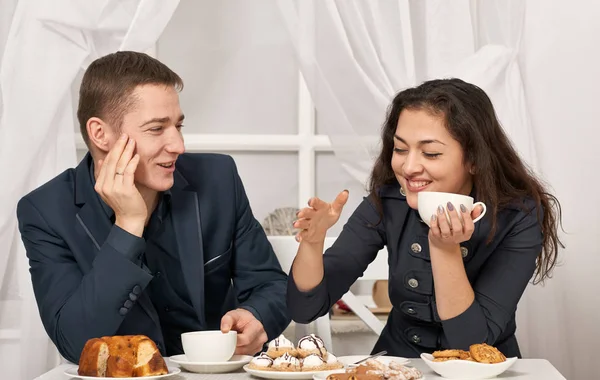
74, 155, 112, 257
171, 170, 207, 328
74, 153, 162, 330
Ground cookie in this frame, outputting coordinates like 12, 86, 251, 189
458, 350, 472, 360
432, 349, 462, 358
469, 343, 506, 363
433, 357, 459, 362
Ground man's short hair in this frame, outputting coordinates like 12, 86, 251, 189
77, 51, 184, 148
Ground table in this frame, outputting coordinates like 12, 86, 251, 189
36, 358, 566, 380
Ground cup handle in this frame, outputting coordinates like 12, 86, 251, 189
472, 202, 487, 223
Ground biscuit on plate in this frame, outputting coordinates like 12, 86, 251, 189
469, 343, 506, 363
432, 357, 459, 362
432, 349, 462, 358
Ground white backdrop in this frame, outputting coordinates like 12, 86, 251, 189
0, 1, 180, 379
516, 1, 600, 377
277, 1, 592, 379
0, 1, 597, 379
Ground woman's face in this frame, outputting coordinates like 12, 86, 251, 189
391, 108, 473, 210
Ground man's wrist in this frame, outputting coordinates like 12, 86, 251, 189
115, 217, 145, 237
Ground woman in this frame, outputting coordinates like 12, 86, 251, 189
287, 78, 562, 358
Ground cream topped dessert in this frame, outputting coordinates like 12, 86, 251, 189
248, 333, 342, 373
269, 334, 294, 349
266, 334, 297, 358
248, 353, 274, 370
301, 354, 326, 371
272, 352, 301, 371
324, 352, 344, 370
297, 334, 327, 358
298, 334, 324, 350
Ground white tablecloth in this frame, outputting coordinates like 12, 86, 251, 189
36, 359, 566, 380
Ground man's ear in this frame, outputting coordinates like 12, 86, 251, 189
86, 117, 114, 154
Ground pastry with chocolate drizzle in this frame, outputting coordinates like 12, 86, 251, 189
266, 334, 298, 358
297, 333, 328, 358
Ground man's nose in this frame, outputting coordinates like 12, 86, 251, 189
167, 129, 185, 154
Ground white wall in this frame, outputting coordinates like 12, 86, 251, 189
515, 1, 600, 378
13, 1, 598, 379
154, 0, 367, 235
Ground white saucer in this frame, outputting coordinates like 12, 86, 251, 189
243, 365, 343, 380
169, 354, 252, 373
64, 366, 180, 379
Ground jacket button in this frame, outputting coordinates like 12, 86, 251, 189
400, 187, 406, 196
119, 307, 128, 316
408, 278, 419, 288
411, 334, 421, 344
410, 243, 422, 253
461, 247, 469, 258
407, 307, 416, 315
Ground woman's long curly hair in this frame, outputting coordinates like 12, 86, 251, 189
369, 78, 563, 284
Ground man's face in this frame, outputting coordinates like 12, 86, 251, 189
107, 84, 185, 193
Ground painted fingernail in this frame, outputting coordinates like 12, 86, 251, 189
127, 138, 134, 146
431, 214, 437, 222
120, 133, 127, 140
460, 204, 467, 213
447, 202, 454, 211
438, 205, 444, 214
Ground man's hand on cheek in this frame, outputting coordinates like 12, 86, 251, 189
94, 134, 147, 237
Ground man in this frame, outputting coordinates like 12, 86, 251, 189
16, 51, 290, 363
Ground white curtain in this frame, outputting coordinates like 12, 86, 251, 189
0, 1, 179, 379
278, 0, 590, 379
277, 0, 537, 184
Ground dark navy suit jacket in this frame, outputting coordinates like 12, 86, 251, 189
17, 153, 290, 363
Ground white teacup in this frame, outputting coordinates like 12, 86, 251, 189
417, 191, 486, 227
181, 330, 237, 363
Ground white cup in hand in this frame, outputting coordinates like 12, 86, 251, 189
417, 191, 486, 227
181, 330, 237, 363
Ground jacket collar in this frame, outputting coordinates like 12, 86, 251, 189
74, 152, 208, 328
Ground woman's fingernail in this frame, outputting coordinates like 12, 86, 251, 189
431, 214, 437, 222
460, 204, 467, 213
438, 205, 444, 214
447, 202, 454, 211
120, 133, 128, 140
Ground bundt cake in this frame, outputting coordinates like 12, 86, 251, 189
78, 335, 168, 377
